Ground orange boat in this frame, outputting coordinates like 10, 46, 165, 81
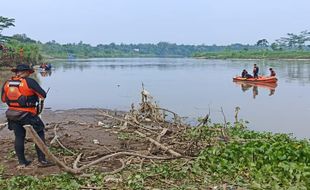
233, 76, 278, 83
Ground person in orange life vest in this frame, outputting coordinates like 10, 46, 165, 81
269, 68, 276, 77
1, 64, 52, 168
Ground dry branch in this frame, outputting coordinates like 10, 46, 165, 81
73, 153, 83, 170
0, 122, 8, 131
196, 114, 209, 127
155, 107, 180, 123
235, 106, 240, 123
50, 124, 76, 155
134, 130, 182, 157
24, 125, 177, 175
220, 107, 228, 139
78, 151, 176, 171
148, 128, 168, 153
23, 125, 80, 174
97, 110, 159, 135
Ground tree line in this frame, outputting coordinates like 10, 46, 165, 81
1, 15, 310, 66
256, 30, 310, 51
0, 16, 43, 66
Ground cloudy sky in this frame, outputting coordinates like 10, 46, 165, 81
1, 0, 309, 45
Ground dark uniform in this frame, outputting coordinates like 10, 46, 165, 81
270, 70, 276, 76
253, 65, 259, 78
1, 64, 49, 166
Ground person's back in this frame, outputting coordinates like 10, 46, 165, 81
269, 68, 276, 77
1, 64, 52, 168
241, 69, 247, 78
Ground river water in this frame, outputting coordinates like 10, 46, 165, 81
1, 58, 310, 138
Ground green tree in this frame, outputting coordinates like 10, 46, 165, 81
0, 16, 15, 42
271, 42, 281, 51
278, 30, 310, 50
256, 39, 269, 48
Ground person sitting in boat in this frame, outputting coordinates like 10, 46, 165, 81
253, 64, 259, 79
40, 63, 52, 71
269, 68, 276, 77
47, 63, 52, 70
40, 63, 46, 69
241, 69, 253, 79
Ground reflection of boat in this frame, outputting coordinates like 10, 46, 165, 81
233, 76, 278, 83
234, 80, 277, 98
34, 64, 53, 71
39, 70, 52, 77
40, 63, 52, 71
233, 80, 277, 90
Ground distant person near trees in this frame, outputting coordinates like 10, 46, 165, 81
253, 64, 259, 79
269, 68, 276, 77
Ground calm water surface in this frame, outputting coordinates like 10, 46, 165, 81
1, 58, 310, 138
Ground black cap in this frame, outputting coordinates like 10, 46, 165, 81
11, 64, 34, 73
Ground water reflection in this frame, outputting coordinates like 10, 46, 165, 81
228, 59, 310, 84
2, 58, 310, 138
234, 81, 277, 98
50, 58, 216, 72
39, 70, 52, 77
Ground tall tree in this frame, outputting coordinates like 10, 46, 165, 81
277, 30, 310, 50
256, 39, 269, 48
0, 16, 15, 42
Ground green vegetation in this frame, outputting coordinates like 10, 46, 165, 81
193, 50, 310, 59
2, 15, 310, 63
1, 120, 309, 189
39, 41, 254, 59
0, 17, 43, 67
0, 173, 100, 190
194, 31, 310, 59
0, 16, 15, 43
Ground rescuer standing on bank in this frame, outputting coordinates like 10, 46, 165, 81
1, 64, 52, 168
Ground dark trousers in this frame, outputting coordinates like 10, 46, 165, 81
8, 113, 46, 164
254, 73, 258, 78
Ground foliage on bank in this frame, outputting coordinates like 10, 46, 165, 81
39, 41, 259, 59
0, 37, 43, 66
0, 120, 309, 189
193, 50, 310, 59
0, 16, 43, 67
2, 15, 310, 64
194, 30, 310, 60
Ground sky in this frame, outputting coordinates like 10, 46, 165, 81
0, 0, 310, 45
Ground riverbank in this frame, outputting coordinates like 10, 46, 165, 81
0, 107, 309, 189
193, 51, 310, 60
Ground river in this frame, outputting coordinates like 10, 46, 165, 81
1, 58, 310, 138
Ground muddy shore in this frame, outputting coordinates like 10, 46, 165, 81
0, 108, 134, 177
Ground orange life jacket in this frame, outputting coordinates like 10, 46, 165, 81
3, 77, 38, 115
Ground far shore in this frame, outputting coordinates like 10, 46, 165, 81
1, 56, 310, 70
194, 57, 310, 61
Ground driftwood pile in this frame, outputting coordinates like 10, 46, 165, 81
22, 86, 199, 175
